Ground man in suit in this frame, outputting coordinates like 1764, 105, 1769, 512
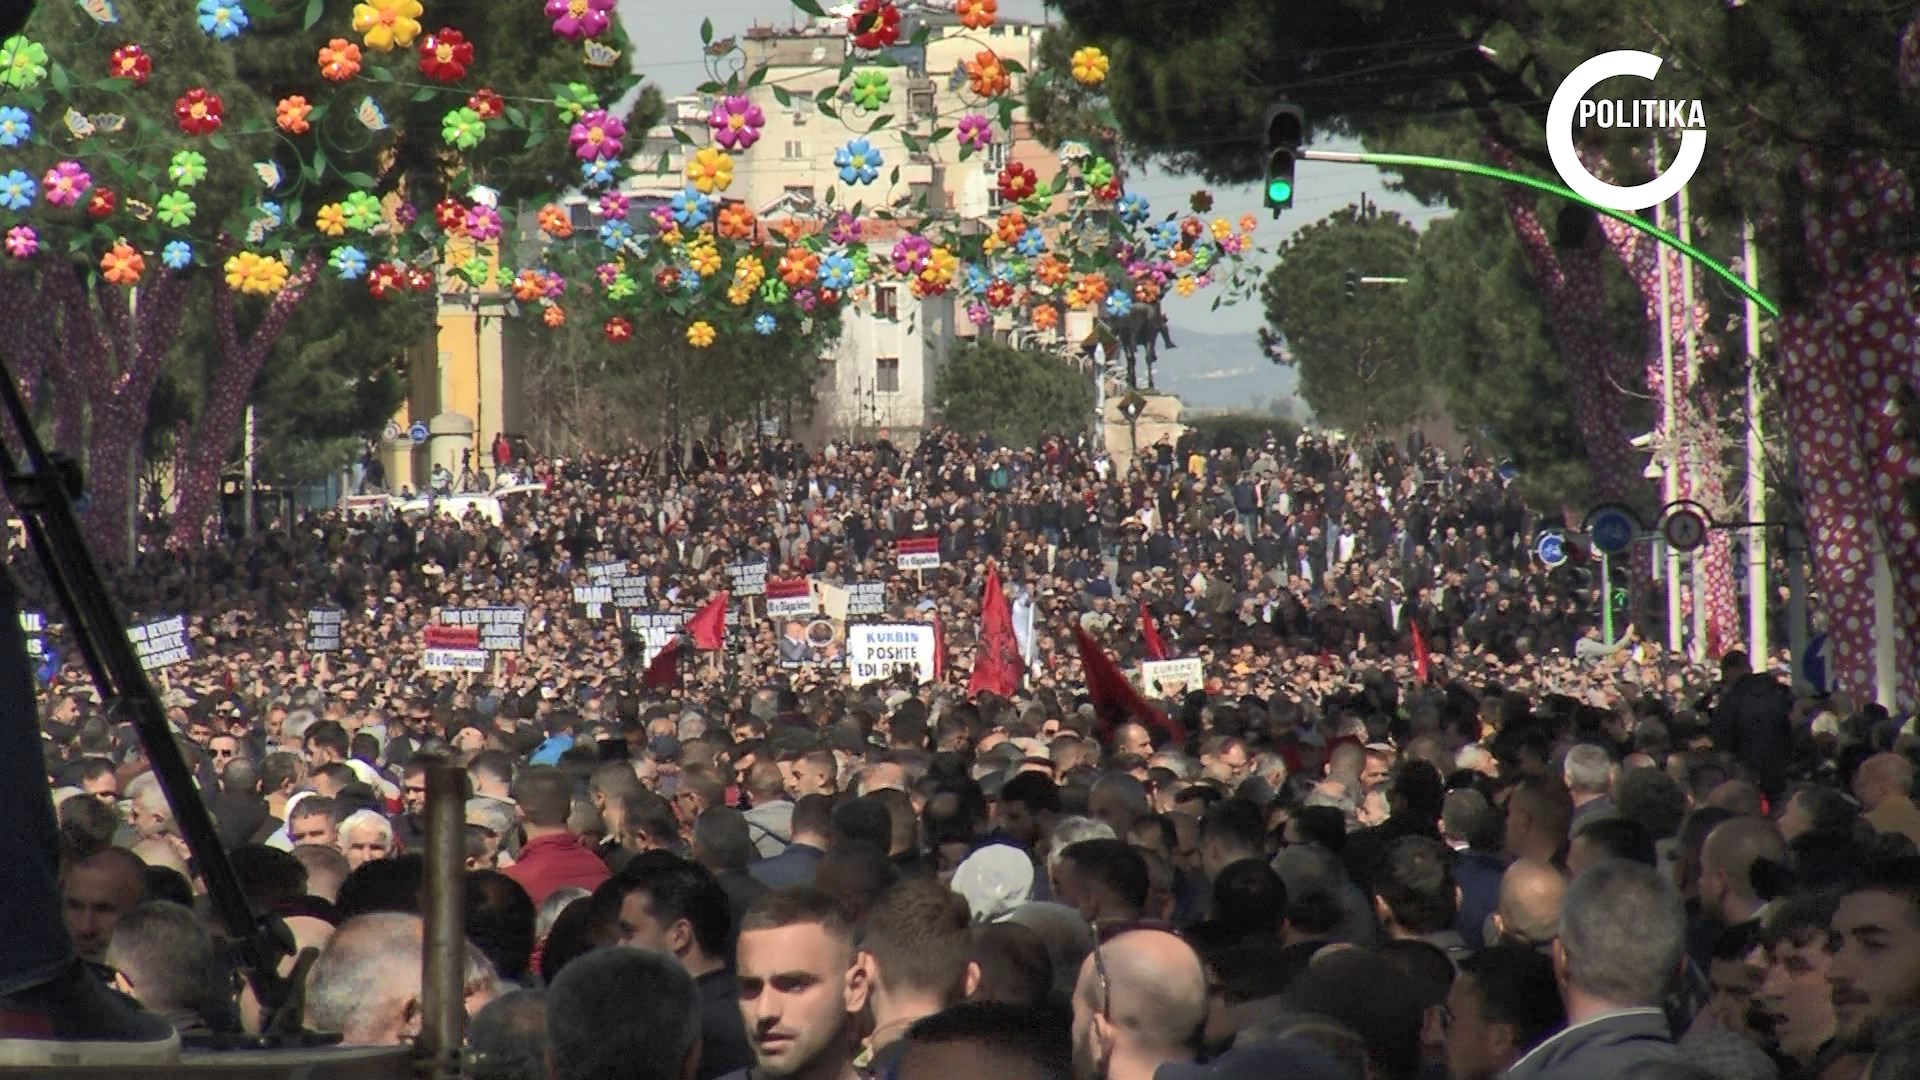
748, 794, 832, 891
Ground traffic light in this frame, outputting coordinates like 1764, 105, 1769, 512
1343, 269, 1359, 301
1263, 103, 1304, 216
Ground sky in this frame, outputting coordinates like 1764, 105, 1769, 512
611, 0, 1455, 349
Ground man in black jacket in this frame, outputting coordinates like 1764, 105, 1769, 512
1705, 651, 1794, 802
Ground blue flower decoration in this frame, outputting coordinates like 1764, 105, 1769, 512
598, 219, 633, 249
820, 253, 855, 291
1116, 192, 1150, 226
0, 169, 34, 211
991, 262, 1016, 283
754, 313, 776, 336
0, 107, 30, 148
1147, 222, 1178, 252
1105, 291, 1133, 318
330, 245, 368, 280
1016, 228, 1045, 257
962, 265, 989, 296
670, 186, 711, 228
581, 158, 617, 188
197, 0, 248, 39
834, 138, 882, 186
681, 270, 703, 294
161, 241, 193, 270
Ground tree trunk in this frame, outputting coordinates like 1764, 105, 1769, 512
169, 258, 316, 549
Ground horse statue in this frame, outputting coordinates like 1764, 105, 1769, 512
1110, 301, 1175, 390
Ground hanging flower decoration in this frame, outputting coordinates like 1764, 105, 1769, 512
966, 51, 1010, 98
955, 113, 992, 153
167, 151, 207, 188
276, 96, 313, 135
547, 0, 616, 40
669, 187, 711, 228
41, 161, 90, 208
367, 261, 405, 299
849, 69, 892, 111
603, 315, 632, 342
835, 139, 883, 185
4, 225, 36, 258
570, 109, 625, 160
468, 88, 505, 120
0, 36, 48, 90
0, 107, 29, 148
0, 170, 33, 212
174, 89, 225, 135
707, 95, 765, 152
442, 106, 486, 150
997, 161, 1037, 202
537, 205, 573, 238
318, 39, 363, 81
418, 28, 474, 83
716, 203, 755, 240
1071, 45, 1109, 87
100, 242, 144, 286
197, 0, 249, 40
466, 205, 503, 241
330, 246, 368, 280
108, 43, 151, 84
224, 251, 290, 296
685, 146, 734, 193
162, 241, 193, 270
754, 313, 777, 336
315, 203, 348, 236
957, 0, 996, 30
686, 320, 716, 347
434, 198, 467, 233
85, 188, 116, 220
352, 0, 425, 52
339, 191, 384, 231
599, 191, 629, 221
541, 303, 566, 326
848, 0, 901, 51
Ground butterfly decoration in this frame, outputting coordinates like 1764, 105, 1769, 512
583, 40, 621, 68
253, 161, 283, 189
75, 0, 118, 24
357, 97, 388, 132
125, 198, 152, 221
63, 109, 126, 140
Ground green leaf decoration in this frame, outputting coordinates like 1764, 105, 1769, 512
748, 65, 768, 87
672, 127, 694, 145
791, 0, 825, 15
49, 61, 69, 96
303, 0, 325, 30
411, 87, 438, 103
341, 171, 377, 188
771, 84, 792, 107
868, 113, 891, 132
701, 17, 713, 44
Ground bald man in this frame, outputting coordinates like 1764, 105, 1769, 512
1855, 753, 1920, 847
62, 847, 150, 962
1491, 858, 1566, 950
1070, 929, 1207, 1080
307, 913, 426, 1045
1698, 817, 1786, 930
1703, 779, 1765, 819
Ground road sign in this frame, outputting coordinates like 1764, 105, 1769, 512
1802, 633, 1832, 695
382, 420, 401, 442
1535, 530, 1568, 568
409, 421, 429, 445
1662, 505, 1709, 553
1497, 459, 1518, 483
1586, 503, 1640, 557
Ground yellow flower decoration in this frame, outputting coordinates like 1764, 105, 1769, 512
981, 234, 1002, 255
919, 246, 957, 288
727, 285, 752, 306
733, 254, 766, 288
685, 147, 734, 194
1174, 275, 1197, 297
1210, 217, 1232, 242
352, 0, 424, 52
1238, 213, 1258, 234
686, 320, 716, 348
315, 203, 347, 236
689, 244, 721, 277
1071, 46, 1109, 87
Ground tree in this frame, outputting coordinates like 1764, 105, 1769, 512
1259, 206, 1427, 436
936, 341, 1092, 447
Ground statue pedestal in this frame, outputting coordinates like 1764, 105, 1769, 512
1103, 387, 1185, 475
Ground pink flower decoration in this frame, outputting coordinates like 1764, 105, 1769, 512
795, 287, 817, 312
598, 191, 629, 221
828, 211, 862, 246
967, 302, 990, 326
465, 205, 502, 240
541, 271, 566, 299
649, 205, 675, 231
707, 95, 765, 152
956, 113, 992, 152
595, 262, 620, 286
545, 0, 614, 41
891, 234, 931, 275
42, 161, 91, 208
394, 201, 419, 227
4, 225, 36, 259
569, 109, 625, 161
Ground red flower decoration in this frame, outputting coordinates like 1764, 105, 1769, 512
406, 267, 434, 292
654, 267, 680, 293
417, 27, 474, 84
435, 198, 468, 233
849, 0, 900, 50
985, 280, 1014, 309
1091, 179, 1123, 203
1190, 190, 1213, 213
108, 44, 151, 85
468, 88, 504, 120
997, 161, 1037, 202
603, 316, 632, 343
85, 188, 116, 220
817, 288, 841, 307
368, 262, 405, 301
174, 88, 225, 135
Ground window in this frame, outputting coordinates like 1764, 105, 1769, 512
783, 139, 804, 159
987, 142, 1011, 169
875, 357, 901, 393
910, 89, 935, 116
874, 286, 898, 318
791, 109, 810, 126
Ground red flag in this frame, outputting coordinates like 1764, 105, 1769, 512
967, 564, 1021, 699
642, 638, 683, 690
1411, 620, 1432, 684
1139, 602, 1168, 661
687, 591, 729, 652
1074, 625, 1184, 749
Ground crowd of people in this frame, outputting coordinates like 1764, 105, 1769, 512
12, 425, 1920, 1080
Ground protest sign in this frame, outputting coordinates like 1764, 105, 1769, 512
440, 607, 526, 651
305, 608, 343, 653
896, 535, 941, 570
128, 616, 190, 671
847, 623, 937, 685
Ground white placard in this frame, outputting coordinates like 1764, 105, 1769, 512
20, 610, 44, 658
765, 578, 817, 619
587, 561, 624, 582
629, 611, 683, 667
848, 623, 937, 686
728, 560, 768, 597
128, 616, 190, 672
612, 576, 650, 607
305, 608, 343, 653
846, 581, 886, 617
1139, 657, 1204, 696
423, 647, 489, 672
573, 585, 614, 605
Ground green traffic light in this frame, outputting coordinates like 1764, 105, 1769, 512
1266, 177, 1292, 203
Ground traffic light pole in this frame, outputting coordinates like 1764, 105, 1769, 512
1297, 149, 1779, 318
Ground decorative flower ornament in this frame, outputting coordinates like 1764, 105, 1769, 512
108, 44, 151, 84
318, 39, 362, 81
352, 0, 424, 52
442, 107, 485, 149
168, 151, 208, 187
997, 161, 1037, 202
849, 0, 901, 51
546, 0, 615, 40
1031, 303, 1058, 330
174, 89, 224, 135
465, 205, 503, 241
1117, 192, 1150, 226
555, 83, 600, 122
669, 187, 711, 227
569, 109, 625, 160
1104, 290, 1133, 318
162, 241, 193, 270
4, 225, 36, 258
966, 51, 1009, 98
685, 146, 734, 194
955, 113, 992, 152
330, 246, 368, 280
315, 203, 348, 236
0, 169, 33, 212
835, 139, 883, 185
0, 36, 49, 90
340, 191, 383, 231
603, 316, 633, 343
276, 96, 313, 135
716, 204, 755, 240
754, 313, 777, 336
850, 69, 892, 111
418, 27, 474, 82
686, 320, 716, 348
41, 161, 90, 207
1071, 46, 1109, 86
0, 107, 30, 147
197, 0, 249, 40
708, 96, 765, 151
468, 89, 505, 119
100, 242, 144, 286
542, 303, 566, 327
86, 188, 116, 219
957, 0, 996, 30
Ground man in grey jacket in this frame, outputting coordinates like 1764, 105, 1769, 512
1504, 859, 1684, 1079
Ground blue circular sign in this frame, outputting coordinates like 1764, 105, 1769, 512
1535, 530, 1568, 568
409, 421, 430, 445
1588, 506, 1637, 557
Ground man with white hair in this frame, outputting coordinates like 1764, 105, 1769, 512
307, 912, 426, 1045
1563, 743, 1616, 830
122, 772, 175, 842
338, 809, 394, 870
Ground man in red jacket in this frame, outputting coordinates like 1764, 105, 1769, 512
502, 766, 609, 907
